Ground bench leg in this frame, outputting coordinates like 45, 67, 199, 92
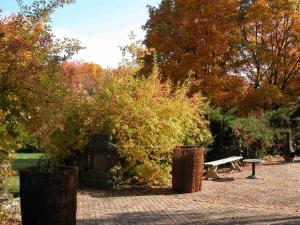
206, 166, 219, 180
231, 160, 242, 172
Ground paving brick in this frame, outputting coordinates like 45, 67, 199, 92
77, 157, 300, 225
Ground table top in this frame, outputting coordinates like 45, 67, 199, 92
243, 159, 264, 163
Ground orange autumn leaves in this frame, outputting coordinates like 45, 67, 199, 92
142, 0, 300, 114
142, 0, 245, 111
61, 61, 103, 92
189, 76, 248, 111
143, 0, 238, 81
190, 76, 292, 114
237, 0, 300, 90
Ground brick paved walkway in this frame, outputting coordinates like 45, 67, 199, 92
77, 158, 300, 225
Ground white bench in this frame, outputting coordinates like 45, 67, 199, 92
204, 156, 243, 180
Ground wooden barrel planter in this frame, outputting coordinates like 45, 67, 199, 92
172, 146, 204, 193
20, 166, 79, 225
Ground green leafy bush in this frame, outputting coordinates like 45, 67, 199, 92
267, 108, 291, 128
0, 109, 26, 197
291, 100, 300, 154
45, 91, 99, 162
232, 116, 273, 158
45, 69, 212, 186
291, 99, 300, 120
266, 106, 300, 155
93, 71, 212, 185
208, 108, 274, 159
207, 108, 238, 160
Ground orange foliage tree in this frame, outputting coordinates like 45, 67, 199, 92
142, 0, 299, 113
235, 0, 300, 91
195, 76, 249, 110
189, 75, 249, 111
142, 0, 238, 82
241, 84, 292, 113
0, 8, 81, 135
61, 61, 102, 92
0, 0, 80, 217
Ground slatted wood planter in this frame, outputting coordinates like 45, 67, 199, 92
20, 166, 79, 225
172, 146, 204, 193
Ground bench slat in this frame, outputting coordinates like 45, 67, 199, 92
204, 156, 242, 166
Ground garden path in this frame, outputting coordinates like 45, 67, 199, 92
77, 157, 300, 225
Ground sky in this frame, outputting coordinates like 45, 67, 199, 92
1, 0, 161, 68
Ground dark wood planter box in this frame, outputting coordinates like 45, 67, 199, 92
172, 146, 204, 193
20, 166, 79, 225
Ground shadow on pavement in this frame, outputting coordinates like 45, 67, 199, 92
77, 210, 300, 225
79, 186, 175, 198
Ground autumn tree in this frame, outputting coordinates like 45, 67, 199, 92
0, 0, 79, 205
235, 0, 299, 91
0, 1, 81, 135
61, 61, 102, 92
241, 84, 292, 113
189, 75, 249, 110
142, 0, 238, 82
119, 32, 149, 70
290, 75, 300, 97
142, 0, 299, 113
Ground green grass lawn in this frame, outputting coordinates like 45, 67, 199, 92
8, 153, 43, 197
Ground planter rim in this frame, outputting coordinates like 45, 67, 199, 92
175, 145, 204, 149
20, 165, 78, 175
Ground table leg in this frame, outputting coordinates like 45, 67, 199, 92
247, 163, 262, 179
